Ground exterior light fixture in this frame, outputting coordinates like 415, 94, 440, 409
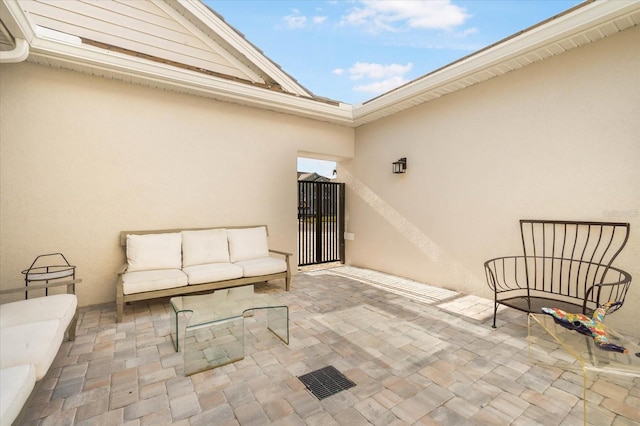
392, 157, 407, 174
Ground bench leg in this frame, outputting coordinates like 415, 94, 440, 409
68, 311, 79, 341
116, 278, 124, 322
116, 300, 123, 323
492, 302, 498, 328
285, 268, 291, 291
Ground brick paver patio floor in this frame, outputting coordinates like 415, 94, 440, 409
20, 266, 640, 425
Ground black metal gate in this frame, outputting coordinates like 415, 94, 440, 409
297, 181, 345, 266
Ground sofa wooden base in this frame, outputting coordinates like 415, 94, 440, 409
117, 269, 289, 322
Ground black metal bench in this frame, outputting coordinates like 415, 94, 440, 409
484, 220, 632, 328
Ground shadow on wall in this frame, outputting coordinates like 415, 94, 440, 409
337, 165, 479, 289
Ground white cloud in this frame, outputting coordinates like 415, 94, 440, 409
284, 12, 307, 29
332, 68, 345, 75
353, 76, 409, 93
455, 27, 478, 38
341, 6, 377, 26
342, 0, 470, 32
348, 62, 413, 80
282, 8, 328, 29
341, 62, 413, 95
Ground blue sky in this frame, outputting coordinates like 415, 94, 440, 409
206, 0, 582, 176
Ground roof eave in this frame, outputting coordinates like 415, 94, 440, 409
3, 0, 638, 128
352, 0, 640, 127
24, 36, 353, 126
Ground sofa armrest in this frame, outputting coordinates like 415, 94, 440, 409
269, 249, 292, 291
269, 249, 292, 257
0, 279, 82, 296
117, 263, 128, 275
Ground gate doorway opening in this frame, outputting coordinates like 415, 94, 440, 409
297, 180, 345, 266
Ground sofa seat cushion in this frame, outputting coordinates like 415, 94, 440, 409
0, 320, 63, 380
126, 232, 182, 272
0, 364, 36, 426
122, 269, 187, 295
182, 229, 230, 267
0, 294, 77, 330
235, 257, 287, 277
183, 263, 244, 285
227, 227, 270, 262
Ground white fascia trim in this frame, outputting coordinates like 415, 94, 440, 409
28, 37, 353, 125
177, 0, 313, 97
353, 0, 639, 123
0, 37, 28, 62
1, 0, 36, 42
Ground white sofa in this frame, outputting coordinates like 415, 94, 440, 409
117, 225, 291, 322
0, 281, 79, 426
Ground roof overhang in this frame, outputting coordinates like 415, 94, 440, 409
1, 0, 638, 128
27, 34, 354, 124
0, 0, 354, 125
353, 0, 640, 127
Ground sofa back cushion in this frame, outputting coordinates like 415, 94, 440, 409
182, 229, 230, 267
227, 227, 269, 262
126, 232, 182, 272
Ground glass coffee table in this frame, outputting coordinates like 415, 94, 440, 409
170, 286, 289, 375
528, 313, 640, 425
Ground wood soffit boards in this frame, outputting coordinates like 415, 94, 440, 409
80, 38, 298, 97
1, 0, 639, 127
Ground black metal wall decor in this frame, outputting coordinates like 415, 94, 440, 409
392, 157, 407, 174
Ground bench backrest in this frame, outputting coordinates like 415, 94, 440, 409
519, 220, 630, 305
119, 225, 269, 247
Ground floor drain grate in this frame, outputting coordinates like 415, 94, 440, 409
298, 365, 356, 400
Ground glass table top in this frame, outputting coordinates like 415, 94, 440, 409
170, 286, 287, 328
169, 286, 289, 375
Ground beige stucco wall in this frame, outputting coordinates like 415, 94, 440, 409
343, 25, 639, 335
0, 62, 353, 306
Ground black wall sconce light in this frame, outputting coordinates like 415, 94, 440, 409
392, 157, 407, 174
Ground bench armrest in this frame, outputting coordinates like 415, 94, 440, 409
587, 265, 632, 314
484, 256, 527, 293
592, 265, 632, 288
0, 279, 82, 296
